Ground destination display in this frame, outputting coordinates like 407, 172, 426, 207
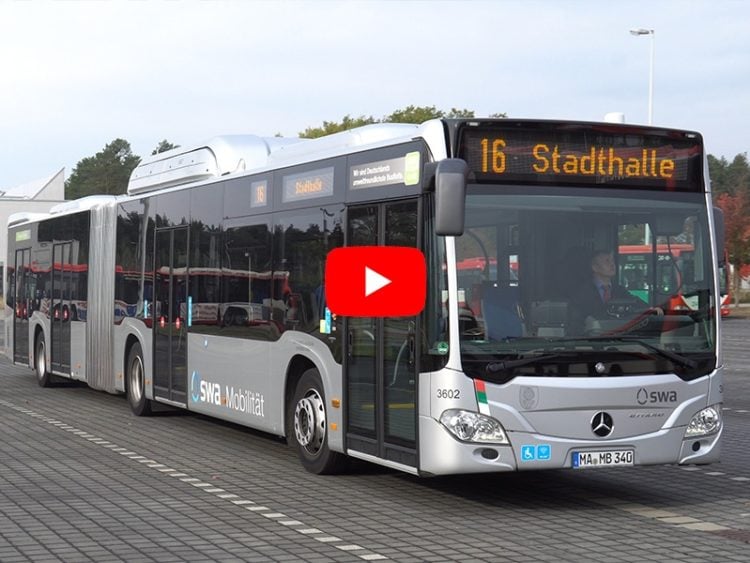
282, 166, 334, 202
457, 124, 703, 191
251, 179, 268, 208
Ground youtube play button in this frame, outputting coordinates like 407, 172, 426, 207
365, 267, 391, 297
325, 246, 426, 317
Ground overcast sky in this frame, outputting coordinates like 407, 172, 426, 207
1, 0, 748, 190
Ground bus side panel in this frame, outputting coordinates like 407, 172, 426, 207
186, 334, 278, 434
69, 320, 86, 381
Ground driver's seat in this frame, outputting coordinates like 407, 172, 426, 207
481, 282, 523, 340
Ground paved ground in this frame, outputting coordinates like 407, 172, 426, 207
0, 319, 748, 562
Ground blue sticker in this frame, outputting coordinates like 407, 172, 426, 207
572, 453, 581, 468
521, 445, 536, 461
324, 307, 332, 333
537, 444, 551, 460
190, 371, 201, 403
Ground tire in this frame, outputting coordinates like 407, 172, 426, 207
35, 333, 53, 388
126, 342, 152, 416
287, 368, 347, 474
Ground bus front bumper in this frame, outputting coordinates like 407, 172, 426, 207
418, 415, 722, 476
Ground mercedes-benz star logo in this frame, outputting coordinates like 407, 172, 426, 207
591, 411, 614, 437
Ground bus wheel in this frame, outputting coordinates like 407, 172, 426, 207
288, 368, 347, 474
126, 342, 152, 416
35, 333, 52, 388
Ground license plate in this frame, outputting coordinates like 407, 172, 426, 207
572, 450, 634, 468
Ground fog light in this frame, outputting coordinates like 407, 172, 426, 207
685, 405, 721, 438
439, 409, 509, 444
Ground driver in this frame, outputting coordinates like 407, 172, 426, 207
567, 249, 644, 335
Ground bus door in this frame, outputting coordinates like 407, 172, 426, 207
51, 242, 73, 373
12, 248, 31, 364
153, 227, 189, 405
345, 200, 419, 469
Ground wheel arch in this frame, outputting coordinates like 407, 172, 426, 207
284, 354, 317, 438
123, 334, 145, 394
33, 323, 46, 369
283, 350, 344, 455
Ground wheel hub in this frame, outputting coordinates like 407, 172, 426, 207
129, 356, 144, 402
294, 390, 325, 451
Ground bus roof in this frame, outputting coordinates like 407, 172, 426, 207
127, 123, 438, 196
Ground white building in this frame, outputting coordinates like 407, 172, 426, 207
0, 168, 67, 307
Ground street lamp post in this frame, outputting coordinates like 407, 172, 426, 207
629, 28, 655, 125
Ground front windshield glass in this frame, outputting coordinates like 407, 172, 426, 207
456, 187, 716, 382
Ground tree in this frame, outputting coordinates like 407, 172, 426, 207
65, 139, 141, 199
710, 152, 750, 302
709, 152, 750, 197
707, 155, 730, 196
300, 115, 376, 139
715, 191, 750, 304
299, 105, 506, 138
726, 153, 750, 195
152, 140, 179, 155
384, 105, 450, 123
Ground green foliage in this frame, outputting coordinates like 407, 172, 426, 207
152, 140, 179, 155
617, 224, 645, 245
65, 139, 141, 199
300, 115, 377, 139
711, 152, 750, 289
709, 153, 750, 196
299, 105, 504, 138
385, 105, 448, 123
707, 155, 729, 195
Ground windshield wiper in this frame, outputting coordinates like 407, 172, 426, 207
587, 337, 697, 369
486, 353, 572, 375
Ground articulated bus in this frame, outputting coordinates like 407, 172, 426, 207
6, 119, 724, 475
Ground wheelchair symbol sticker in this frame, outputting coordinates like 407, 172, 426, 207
521, 445, 536, 461
521, 444, 552, 462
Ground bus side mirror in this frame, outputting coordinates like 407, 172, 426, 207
435, 159, 468, 236
713, 206, 725, 263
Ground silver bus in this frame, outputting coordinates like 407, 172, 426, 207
6, 119, 724, 475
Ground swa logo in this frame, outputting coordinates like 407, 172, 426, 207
637, 387, 677, 405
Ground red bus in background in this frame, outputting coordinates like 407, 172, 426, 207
618, 243, 730, 317
719, 260, 731, 317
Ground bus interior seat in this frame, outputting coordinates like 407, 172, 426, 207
481, 282, 523, 340
529, 300, 567, 337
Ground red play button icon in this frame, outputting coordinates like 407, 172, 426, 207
325, 246, 426, 317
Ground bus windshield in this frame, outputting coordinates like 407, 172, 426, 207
455, 187, 716, 382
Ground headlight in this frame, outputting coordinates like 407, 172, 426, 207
684, 405, 721, 437
439, 409, 509, 444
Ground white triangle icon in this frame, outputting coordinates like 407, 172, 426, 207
365, 266, 392, 297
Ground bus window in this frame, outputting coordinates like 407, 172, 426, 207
223, 223, 277, 341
